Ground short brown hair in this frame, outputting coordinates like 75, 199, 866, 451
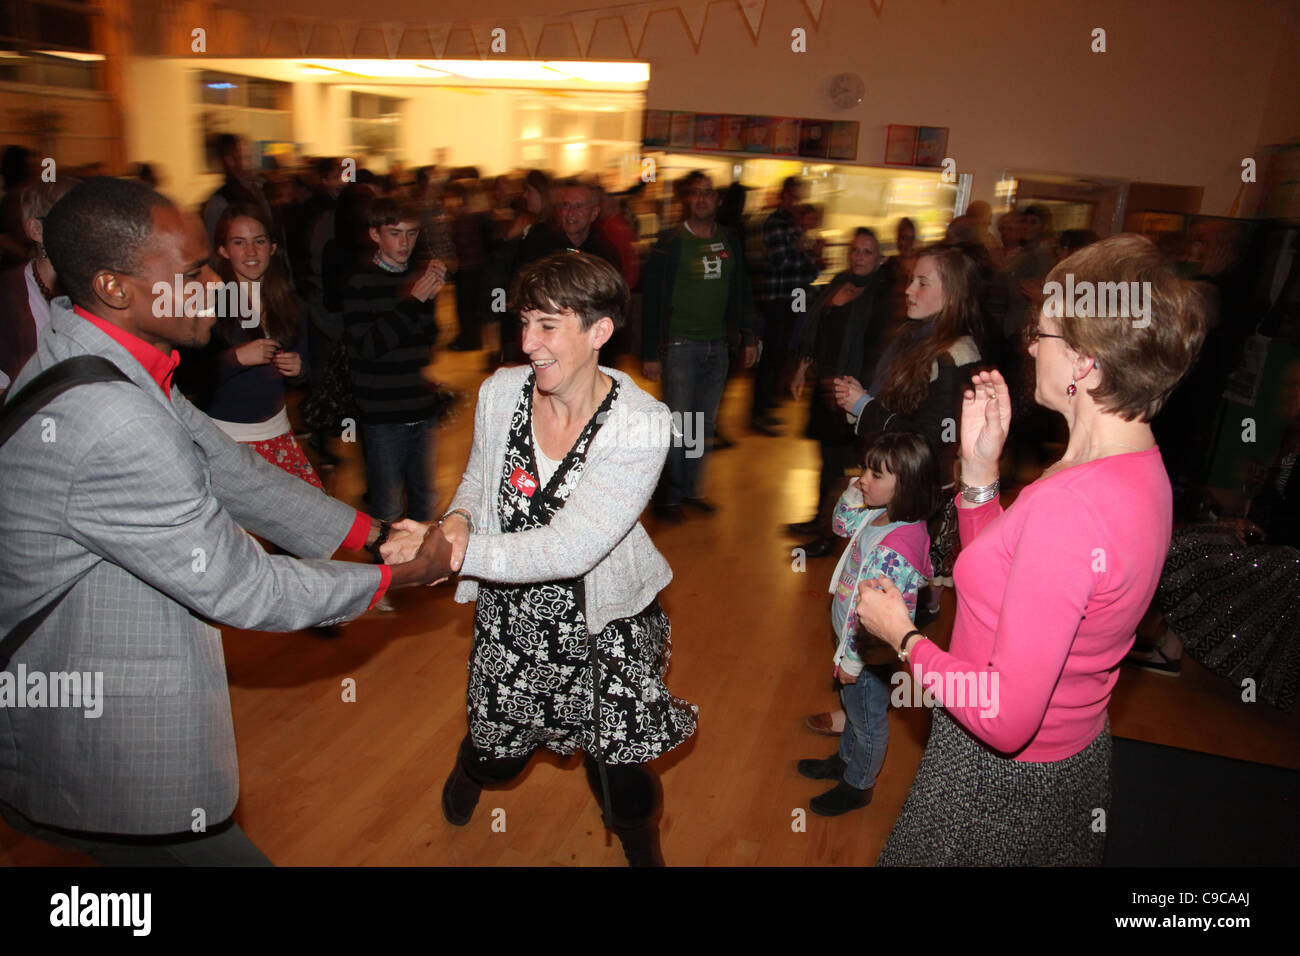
1048, 234, 1208, 422
862, 430, 940, 524
367, 196, 421, 230
510, 251, 628, 331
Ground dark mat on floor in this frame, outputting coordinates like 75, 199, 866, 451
1104, 736, 1300, 866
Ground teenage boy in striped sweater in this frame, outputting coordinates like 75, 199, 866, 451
343, 199, 448, 590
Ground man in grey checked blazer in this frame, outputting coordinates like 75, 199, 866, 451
0, 178, 453, 865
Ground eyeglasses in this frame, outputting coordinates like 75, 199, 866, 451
1023, 326, 1067, 345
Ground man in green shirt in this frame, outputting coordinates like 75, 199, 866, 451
642, 171, 759, 522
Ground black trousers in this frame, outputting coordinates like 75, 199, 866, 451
753, 298, 795, 420
456, 734, 658, 825
453, 268, 484, 349
0, 801, 272, 867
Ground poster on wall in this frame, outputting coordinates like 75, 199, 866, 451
914, 126, 949, 168
885, 124, 918, 165
719, 114, 747, 152
827, 120, 859, 161
643, 110, 671, 147
799, 119, 831, 159
669, 111, 696, 148
745, 115, 773, 153
694, 113, 722, 150
772, 117, 801, 155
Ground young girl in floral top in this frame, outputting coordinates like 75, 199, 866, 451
799, 430, 936, 816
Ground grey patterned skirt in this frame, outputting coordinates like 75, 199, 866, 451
877, 708, 1111, 866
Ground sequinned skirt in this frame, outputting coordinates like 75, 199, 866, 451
1157, 524, 1300, 711
877, 708, 1111, 866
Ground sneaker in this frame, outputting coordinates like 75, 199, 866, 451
797, 753, 847, 781
810, 781, 874, 816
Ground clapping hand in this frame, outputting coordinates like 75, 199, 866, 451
407, 259, 447, 303
960, 369, 1012, 483
833, 375, 867, 413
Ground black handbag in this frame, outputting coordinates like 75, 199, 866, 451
300, 339, 359, 434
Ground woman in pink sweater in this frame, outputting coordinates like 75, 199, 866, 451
855, 235, 1208, 865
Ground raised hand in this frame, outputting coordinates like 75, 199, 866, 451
833, 375, 866, 412
960, 369, 1012, 485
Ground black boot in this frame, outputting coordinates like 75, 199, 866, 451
441, 759, 482, 826
611, 818, 665, 867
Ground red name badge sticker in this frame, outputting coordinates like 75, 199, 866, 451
510, 466, 539, 497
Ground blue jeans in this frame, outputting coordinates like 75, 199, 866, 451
661, 337, 728, 505
838, 664, 892, 790
360, 420, 438, 522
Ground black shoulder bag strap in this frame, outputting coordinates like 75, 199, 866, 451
0, 355, 135, 670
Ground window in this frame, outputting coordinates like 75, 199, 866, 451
349, 92, 404, 159
197, 71, 293, 172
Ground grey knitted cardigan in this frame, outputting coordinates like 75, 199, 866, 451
451, 364, 673, 632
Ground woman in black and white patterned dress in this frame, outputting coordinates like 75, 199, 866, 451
388, 252, 695, 865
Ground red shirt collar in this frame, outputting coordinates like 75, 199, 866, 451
74, 305, 180, 399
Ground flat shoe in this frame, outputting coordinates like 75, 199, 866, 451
805, 712, 844, 735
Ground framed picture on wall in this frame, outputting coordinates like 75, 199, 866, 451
827, 121, 859, 161
772, 117, 801, 155
694, 113, 722, 150
914, 126, 949, 168
799, 119, 831, 158
719, 114, 747, 152
884, 124, 918, 165
643, 110, 671, 147
669, 111, 695, 148
745, 115, 773, 153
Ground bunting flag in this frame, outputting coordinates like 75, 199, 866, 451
427, 22, 449, 58
381, 22, 404, 58
569, 11, 596, 57
622, 5, 650, 55
869, 0, 885, 19
337, 21, 361, 58
148, 0, 831, 60
679, 0, 709, 50
737, 0, 765, 42
519, 16, 546, 57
